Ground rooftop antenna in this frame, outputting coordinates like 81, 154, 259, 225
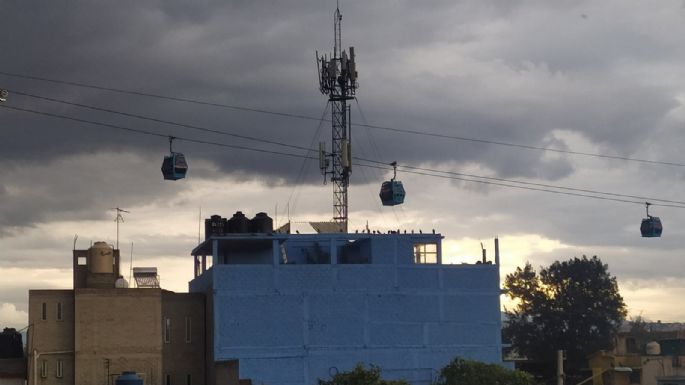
316, 3, 358, 233
110, 207, 130, 250
198, 207, 202, 244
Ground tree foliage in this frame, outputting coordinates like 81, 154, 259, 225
503, 256, 626, 374
318, 363, 410, 385
434, 357, 535, 385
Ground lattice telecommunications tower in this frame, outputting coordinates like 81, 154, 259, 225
316, 6, 358, 233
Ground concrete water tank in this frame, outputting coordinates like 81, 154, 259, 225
89, 242, 114, 273
115, 371, 143, 385
646, 341, 661, 355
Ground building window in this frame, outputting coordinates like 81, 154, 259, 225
413, 243, 437, 264
40, 360, 48, 378
56, 302, 63, 321
186, 374, 192, 385
41, 302, 47, 320
56, 359, 64, 378
185, 317, 191, 343
166, 374, 171, 385
626, 337, 638, 353
164, 318, 171, 343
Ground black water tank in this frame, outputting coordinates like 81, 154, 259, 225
251, 212, 273, 233
0, 328, 23, 359
205, 215, 226, 239
227, 211, 250, 233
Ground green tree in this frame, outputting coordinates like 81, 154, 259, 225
503, 255, 626, 382
318, 363, 410, 385
433, 357, 535, 385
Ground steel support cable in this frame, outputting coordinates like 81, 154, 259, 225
2, 103, 684, 209
1, 70, 683, 167
287, 102, 330, 217
7, 89, 312, 153
0, 104, 311, 160
357, 163, 685, 209
353, 157, 685, 206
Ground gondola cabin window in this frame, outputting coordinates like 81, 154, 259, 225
413, 243, 437, 264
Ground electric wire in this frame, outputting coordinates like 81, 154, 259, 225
2, 103, 684, 209
2, 70, 683, 168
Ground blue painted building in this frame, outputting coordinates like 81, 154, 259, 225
190, 221, 503, 385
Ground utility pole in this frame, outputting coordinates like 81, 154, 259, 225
110, 207, 130, 250
557, 350, 565, 385
316, 5, 358, 233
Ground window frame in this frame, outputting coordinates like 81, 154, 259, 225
41, 302, 47, 321
56, 302, 63, 321
164, 318, 171, 344
413, 243, 438, 264
40, 360, 48, 378
56, 359, 64, 378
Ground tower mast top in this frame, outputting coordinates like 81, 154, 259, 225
316, 6, 358, 232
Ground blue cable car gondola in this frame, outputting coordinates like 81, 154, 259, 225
161, 137, 188, 181
640, 202, 662, 238
379, 161, 405, 206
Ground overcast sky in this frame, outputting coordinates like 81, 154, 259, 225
2, 0, 685, 329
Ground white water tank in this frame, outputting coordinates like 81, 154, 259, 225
646, 341, 661, 355
89, 242, 114, 273
114, 276, 129, 288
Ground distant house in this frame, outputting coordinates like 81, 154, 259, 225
190, 211, 505, 385
26, 242, 204, 385
0, 327, 26, 385
587, 321, 685, 385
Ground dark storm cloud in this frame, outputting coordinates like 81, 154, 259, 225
1, 0, 684, 234
0, 151, 188, 234
2, 0, 679, 180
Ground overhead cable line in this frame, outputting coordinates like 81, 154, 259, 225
354, 157, 685, 206
1, 70, 683, 167
2, 103, 684, 209
0, 104, 309, 160
360, 164, 685, 209
7, 89, 313, 153
24, 86, 678, 205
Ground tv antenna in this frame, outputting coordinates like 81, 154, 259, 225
110, 207, 130, 249
316, 4, 358, 233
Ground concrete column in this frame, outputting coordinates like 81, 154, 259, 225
272, 240, 280, 266
212, 240, 219, 266
330, 237, 337, 265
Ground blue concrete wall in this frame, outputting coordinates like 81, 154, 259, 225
201, 263, 501, 385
